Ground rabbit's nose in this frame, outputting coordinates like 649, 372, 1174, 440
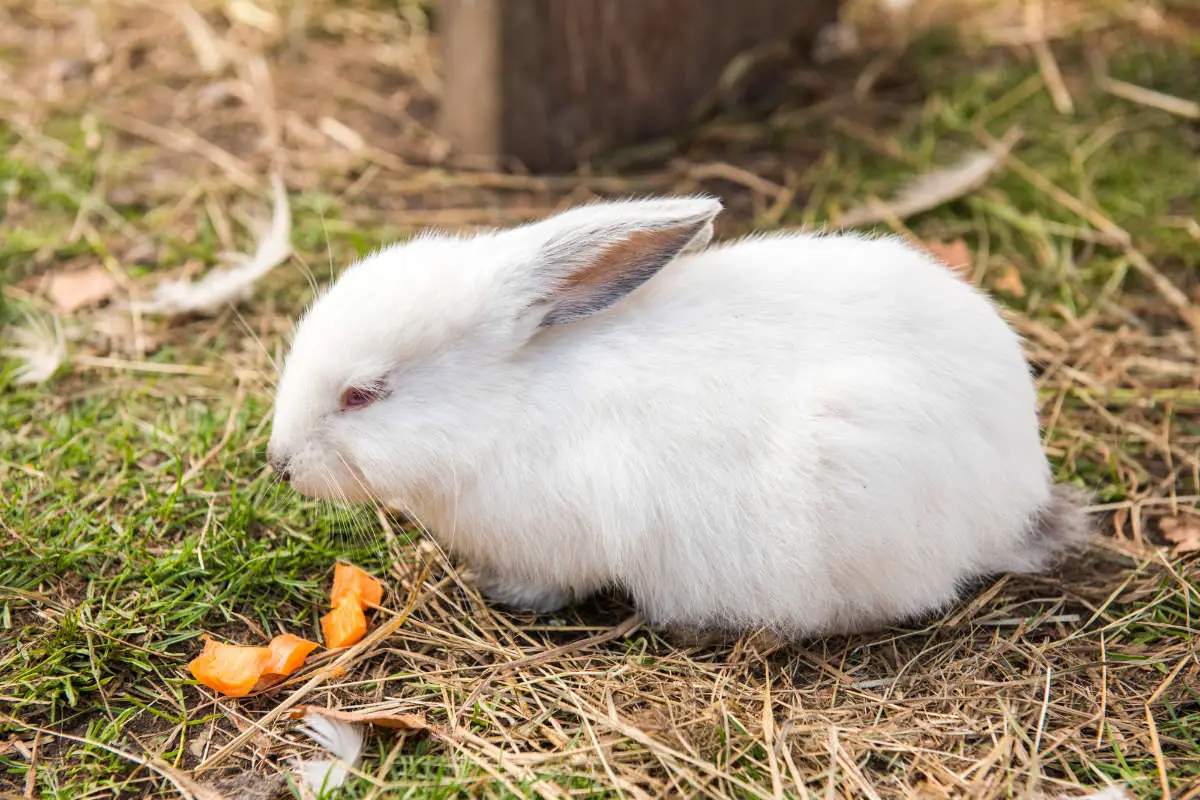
268, 451, 293, 482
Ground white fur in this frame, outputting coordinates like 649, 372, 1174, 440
269, 196, 1072, 637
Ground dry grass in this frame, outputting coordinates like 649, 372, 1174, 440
1, 0, 1198, 798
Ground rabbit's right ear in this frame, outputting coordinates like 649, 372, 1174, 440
514, 197, 722, 327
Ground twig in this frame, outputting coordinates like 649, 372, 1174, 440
453, 612, 645, 730
23, 731, 38, 800
489, 612, 644, 675
1145, 704, 1171, 800
1027, 0, 1073, 114
1098, 76, 1199, 119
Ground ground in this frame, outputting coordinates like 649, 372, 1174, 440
1, 0, 1198, 798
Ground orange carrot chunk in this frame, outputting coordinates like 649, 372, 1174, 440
330, 562, 385, 609
263, 633, 320, 676
188, 640, 272, 697
321, 598, 368, 649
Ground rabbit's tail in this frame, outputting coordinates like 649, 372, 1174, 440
1023, 483, 1094, 567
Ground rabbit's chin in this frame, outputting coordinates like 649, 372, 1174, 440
289, 463, 376, 504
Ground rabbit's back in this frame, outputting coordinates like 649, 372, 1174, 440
426, 233, 1057, 635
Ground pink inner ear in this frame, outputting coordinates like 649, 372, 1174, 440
563, 228, 686, 293
536, 212, 711, 327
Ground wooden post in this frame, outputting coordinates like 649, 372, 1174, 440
439, 0, 839, 173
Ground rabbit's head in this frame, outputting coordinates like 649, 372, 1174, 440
267, 197, 721, 505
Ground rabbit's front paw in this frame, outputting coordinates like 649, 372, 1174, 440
469, 569, 572, 614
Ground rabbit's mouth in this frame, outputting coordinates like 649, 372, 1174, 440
281, 449, 376, 505
290, 469, 375, 505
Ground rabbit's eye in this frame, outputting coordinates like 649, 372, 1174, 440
339, 382, 385, 411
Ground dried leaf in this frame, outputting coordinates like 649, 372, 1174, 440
836, 128, 1021, 229
1160, 516, 1200, 557
920, 238, 973, 279
47, 266, 117, 313
993, 265, 1028, 298
132, 173, 291, 317
286, 705, 430, 731
90, 311, 160, 357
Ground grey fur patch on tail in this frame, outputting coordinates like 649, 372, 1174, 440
1025, 483, 1094, 566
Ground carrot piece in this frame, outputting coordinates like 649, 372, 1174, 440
188, 639, 272, 697
330, 562, 384, 609
321, 598, 368, 649
262, 633, 320, 676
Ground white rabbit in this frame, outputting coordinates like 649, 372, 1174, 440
267, 196, 1090, 638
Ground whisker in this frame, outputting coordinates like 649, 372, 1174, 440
333, 452, 383, 552
321, 211, 336, 284
230, 304, 279, 377
290, 248, 322, 302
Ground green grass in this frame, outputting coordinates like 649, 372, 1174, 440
2, 1, 1200, 797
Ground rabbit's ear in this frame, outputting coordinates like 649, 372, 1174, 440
523, 197, 722, 326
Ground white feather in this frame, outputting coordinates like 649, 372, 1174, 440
3, 314, 66, 385
293, 711, 364, 796
836, 131, 1019, 228
133, 173, 291, 316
